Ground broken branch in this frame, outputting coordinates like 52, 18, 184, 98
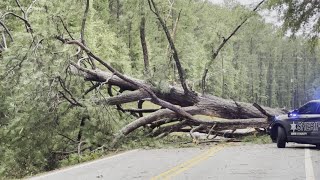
201, 0, 265, 93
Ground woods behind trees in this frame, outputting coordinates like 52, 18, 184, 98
0, 0, 319, 178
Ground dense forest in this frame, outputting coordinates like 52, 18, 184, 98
0, 0, 319, 178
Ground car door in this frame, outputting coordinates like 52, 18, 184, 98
304, 104, 320, 143
290, 102, 320, 144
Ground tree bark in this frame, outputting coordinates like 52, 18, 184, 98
72, 64, 285, 118
139, 10, 150, 75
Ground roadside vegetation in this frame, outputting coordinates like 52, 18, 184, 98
242, 135, 272, 144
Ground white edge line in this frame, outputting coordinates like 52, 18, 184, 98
305, 147, 315, 180
26, 149, 139, 180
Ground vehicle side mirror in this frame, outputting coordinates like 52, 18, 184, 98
288, 109, 298, 117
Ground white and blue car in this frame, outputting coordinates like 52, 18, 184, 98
268, 100, 320, 148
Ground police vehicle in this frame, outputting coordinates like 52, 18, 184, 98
269, 100, 320, 148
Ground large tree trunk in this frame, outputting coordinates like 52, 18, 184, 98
80, 67, 284, 117
70, 63, 286, 145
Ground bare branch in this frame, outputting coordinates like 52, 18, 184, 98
139, 0, 150, 75
80, 0, 96, 69
149, 118, 179, 129
59, 91, 79, 106
147, 0, 156, 14
57, 16, 75, 40
77, 57, 89, 66
80, 0, 90, 44
165, 0, 175, 22
57, 132, 78, 143
253, 102, 276, 122
121, 108, 159, 113
83, 83, 100, 97
206, 124, 217, 139
77, 116, 88, 142
15, 0, 26, 18
69, 61, 136, 90
137, 100, 146, 117
147, 0, 189, 94
1, 33, 7, 50
190, 124, 206, 143
0, 20, 14, 42
170, 9, 181, 49
166, 9, 181, 81
152, 120, 188, 137
27, 0, 38, 14
97, 90, 149, 105
201, 0, 265, 93
57, 77, 84, 107
2, 12, 33, 33
78, 141, 86, 155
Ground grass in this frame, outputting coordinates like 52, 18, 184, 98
122, 101, 161, 110
241, 135, 272, 144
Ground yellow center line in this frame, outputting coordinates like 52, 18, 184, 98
150, 145, 225, 180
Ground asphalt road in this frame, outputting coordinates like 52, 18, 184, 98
28, 143, 319, 180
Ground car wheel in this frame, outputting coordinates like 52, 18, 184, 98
277, 126, 286, 148
316, 144, 320, 150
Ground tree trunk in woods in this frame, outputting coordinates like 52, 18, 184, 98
258, 53, 264, 104
166, 9, 181, 83
293, 52, 299, 108
277, 51, 284, 108
221, 53, 226, 98
116, 0, 120, 20
139, 0, 150, 75
267, 53, 274, 107
303, 51, 307, 102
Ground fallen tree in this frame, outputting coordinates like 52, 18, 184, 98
69, 62, 285, 144
2, 0, 287, 147
62, 0, 286, 145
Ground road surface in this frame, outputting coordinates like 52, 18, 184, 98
28, 143, 319, 180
